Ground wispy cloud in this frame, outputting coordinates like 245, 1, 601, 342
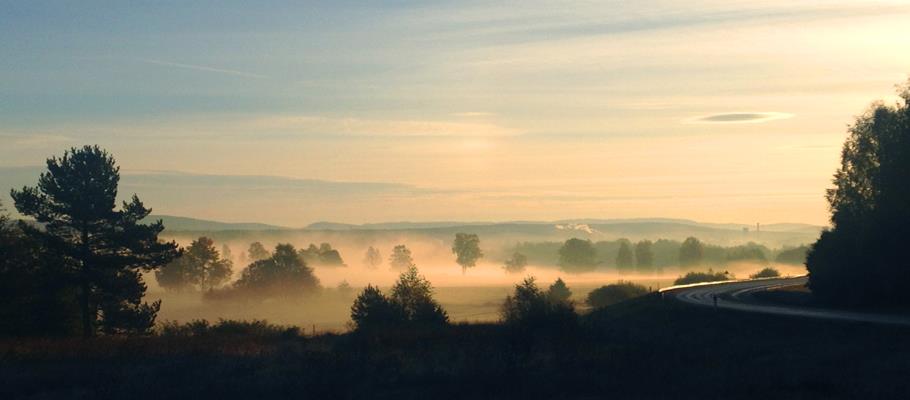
686, 112, 794, 124
452, 112, 496, 117
140, 59, 267, 79
249, 115, 520, 137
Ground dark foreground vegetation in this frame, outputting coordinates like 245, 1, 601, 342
807, 83, 910, 306
3, 294, 908, 399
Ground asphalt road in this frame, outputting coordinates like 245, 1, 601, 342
662, 276, 910, 326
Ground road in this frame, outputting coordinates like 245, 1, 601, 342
662, 276, 910, 326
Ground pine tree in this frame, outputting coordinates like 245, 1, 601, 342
11, 146, 178, 336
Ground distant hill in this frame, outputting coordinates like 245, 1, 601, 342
147, 215, 287, 232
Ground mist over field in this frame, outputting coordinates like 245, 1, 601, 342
147, 219, 815, 330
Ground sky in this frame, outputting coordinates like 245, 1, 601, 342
2, 0, 910, 226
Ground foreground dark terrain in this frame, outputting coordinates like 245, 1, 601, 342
3, 294, 908, 400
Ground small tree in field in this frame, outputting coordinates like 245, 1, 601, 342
390, 266, 448, 325
503, 252, 528, 273
11, 146, 178, 336
247, 241, 270, 262
501, 276, 577, 330
363, 246, 382, 269
232, 243, 320, 298
156, 237, 232, 292
389, 244, 415, 271
349, 266, 447, 330
452, 233, 483, 274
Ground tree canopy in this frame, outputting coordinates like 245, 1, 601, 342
634, 240, 654, 271
247, 242, 270, 262
678, 237, 704, 267
389, 244, 415, 271
363, 246, 382, 269
503, 252, 528, 274
350, 266, 448, 330
452, 233, 483, 274
615, 239, 634, 271
231, 243, 320, 298
807, 82, 910, 305
558, 238, 598, 273
10, 146, 177, 336
156, 236, 233, 292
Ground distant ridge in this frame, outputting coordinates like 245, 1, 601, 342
148, 215, 288, 232
305, 218, 824, 234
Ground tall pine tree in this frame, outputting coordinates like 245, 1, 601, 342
12, 146, 178, 336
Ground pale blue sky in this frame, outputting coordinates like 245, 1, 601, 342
2, 1, 909, 225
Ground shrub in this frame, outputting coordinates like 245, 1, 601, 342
350, 285, 405, 330
501, 277, 577, 330
159, 319, 299, 338
350, 266, 448, 331
586, 281, 648, 309
749, 267, 781, 279
673, 269, 730, 285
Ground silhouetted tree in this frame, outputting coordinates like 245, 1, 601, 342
247, 242, 270, 262
156, 237, 232, 292
503, 252, 528, 273
233, 243, 320, 298
586, 281, 648, 309
363, 246, 382, 269
634, 240, 654, 271
390, 266, 448, 325
389, 244, 415, 271
0, 201, 79, 336
501, 276, 577, 330
615, 239, 634, 271
350, 266, 447, 330
558, 238, 597, 273
807, 82, 910, 305
299, 243, 346, 267
350, 285, 405, 330
452, 233, 483, 274
547, 278, 572, 304
11, 146, 177, 336
678, 237, 704, 267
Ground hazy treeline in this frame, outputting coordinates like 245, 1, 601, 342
513, 238, 807, 272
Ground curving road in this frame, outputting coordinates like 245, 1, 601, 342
661, 276, 910, 326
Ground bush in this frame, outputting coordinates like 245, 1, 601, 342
350, 266, 448, 331
749, 267, 781, 279
159, 319, 300, 338
673, 269, 730, 285
350, 285, 406, 330
586, 281, 649, 309
501, 277, 577, 331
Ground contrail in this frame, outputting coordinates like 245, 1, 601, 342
141, 59, 267, 79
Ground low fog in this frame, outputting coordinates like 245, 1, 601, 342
147, 232, 810, 332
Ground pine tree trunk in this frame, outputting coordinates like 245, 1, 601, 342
80, 226, 92, 338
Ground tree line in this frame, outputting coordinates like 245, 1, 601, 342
508, 237, 807, 273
